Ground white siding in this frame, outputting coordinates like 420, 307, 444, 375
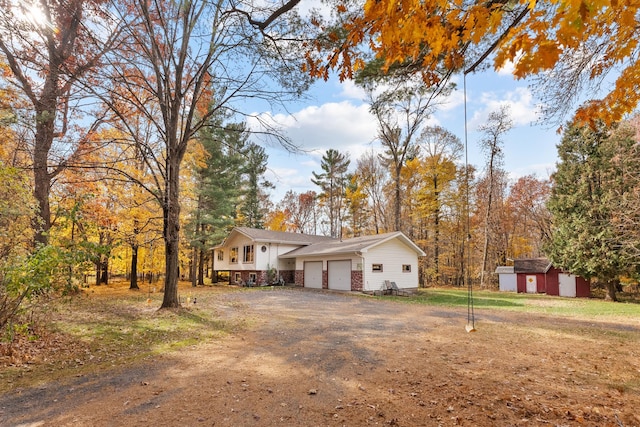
254, 243, 302, 272
215, 237, 302, 272
498, 273, 517, 292
213, 234, 255, 271
294, 255, 361, 271
362, 239, 419, 291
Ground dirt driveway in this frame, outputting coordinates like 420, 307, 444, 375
1, 287, 640, 426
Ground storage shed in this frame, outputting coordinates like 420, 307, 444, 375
514, 258, 590, 297
495, 266, 516, 292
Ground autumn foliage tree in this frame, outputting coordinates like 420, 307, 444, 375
413, 126, 463, 283
0, 0, 119, 245
306, 0, 640, 126
95, 0, 311, 307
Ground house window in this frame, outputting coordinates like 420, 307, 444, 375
234, 272, 241, 283
402, 264, 411, 272
249, 273, 257, 283
372, 263, 383, 272
243, 245, 254, 263
217, 250, 224, 261
230, 247, 238, 263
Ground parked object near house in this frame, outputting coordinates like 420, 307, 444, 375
213, 227, 425, 292
495, 266, 516, 292
512, 258, 590, 297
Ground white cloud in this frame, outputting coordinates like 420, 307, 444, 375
338, 80, 367, 101
471, 86, 542, 128
249, 100, 380, 201
249, 101, 378, 157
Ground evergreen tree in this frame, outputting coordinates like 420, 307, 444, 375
187, 121, 245, 285
238, 142, 273, 229
545, 119, 640, 301
312, 149, 351, 238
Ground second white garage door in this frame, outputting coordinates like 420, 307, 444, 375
328, 260, 352, 291
304, 261, 323, 289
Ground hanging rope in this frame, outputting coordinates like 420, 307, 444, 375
463, 73, 476, 333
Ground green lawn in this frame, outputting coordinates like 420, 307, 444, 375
394, 288, 640, 320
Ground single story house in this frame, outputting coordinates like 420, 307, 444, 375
495, 265, 516, 292
213, 227, 425, 292
511, 258, 590, 297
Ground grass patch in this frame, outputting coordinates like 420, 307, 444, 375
0, 284, 240, 393
397, 288, 640, 320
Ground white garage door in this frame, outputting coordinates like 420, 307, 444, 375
328, 260, 352, 291
304, 261, 323, 289
559, 273, 577, 297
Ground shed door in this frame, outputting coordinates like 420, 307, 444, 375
328, 260, 351, 291
558, 273, 577, 297
526, 275, 537, 293
304, 261, 323, 289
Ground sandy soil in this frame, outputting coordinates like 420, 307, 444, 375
1, 287, 640, 426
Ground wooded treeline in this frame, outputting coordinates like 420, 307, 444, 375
2, 0, 640, 331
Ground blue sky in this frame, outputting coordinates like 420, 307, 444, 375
246, 66, 561, 203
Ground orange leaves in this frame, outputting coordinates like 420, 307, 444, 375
306, 0, 640, 125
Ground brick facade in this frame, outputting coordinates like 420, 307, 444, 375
351, 270, 363, 291
294, 270, 304, 287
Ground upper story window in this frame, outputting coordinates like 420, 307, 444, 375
402, 264, 411, 272
243, 245, 254, 263
230, 247, 238, 263
217, 250, 224, 261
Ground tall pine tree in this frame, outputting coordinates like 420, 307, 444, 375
545, 119, 640, 301
312, 149, 351, 238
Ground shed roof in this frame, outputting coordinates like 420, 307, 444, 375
495, 266, 515, 274
281, 231, 426, 258
514, 258, 552, 274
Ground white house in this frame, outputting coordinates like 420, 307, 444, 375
213, 227, 425, 292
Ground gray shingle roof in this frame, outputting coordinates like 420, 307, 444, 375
281, 231, 425, 258
514, 258, 552, 274
232, 227, 337, 245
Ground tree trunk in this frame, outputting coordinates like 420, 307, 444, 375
605, 279, 619, 302
191, 246, 198, 287
161, 158, 182, 308
130, 244, 139, 290
100, 257, 109, 285
394, 169, 401, 232
33, 108, 55, 246
198, 246, 205, 286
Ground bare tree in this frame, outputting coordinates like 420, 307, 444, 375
478, 106, 512, 287
355, 150, 389, 234
93, 0, 311, 307
355, 72, 450, 233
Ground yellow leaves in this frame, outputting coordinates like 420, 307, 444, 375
308, 0, 640, 125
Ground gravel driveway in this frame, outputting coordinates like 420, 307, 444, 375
2, 286, 639, 426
